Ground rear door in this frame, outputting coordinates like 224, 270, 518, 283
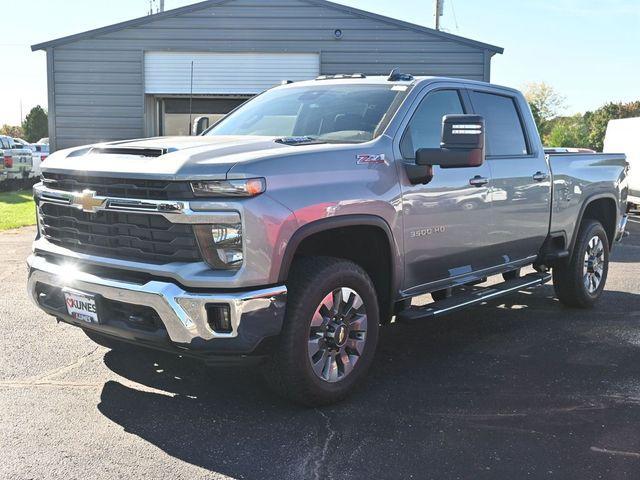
468, 89, 551, 263
397, 86, 494, 293
6, 139, 29, 177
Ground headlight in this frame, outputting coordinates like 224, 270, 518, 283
194, 222, 243, 270
191, 178, 266, 197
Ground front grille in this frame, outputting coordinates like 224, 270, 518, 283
41, 172, 195, 200
39, 203, 202, 264
37, 252, 156, 285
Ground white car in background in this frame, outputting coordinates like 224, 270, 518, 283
10, 138, 49, 177
604, 118, 640, 210
0, 136, 32, 179
12, 138, 32, 149
30, 142, 49, 177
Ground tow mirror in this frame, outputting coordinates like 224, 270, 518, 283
416, 114, 485, 168
193, 116, 210, 136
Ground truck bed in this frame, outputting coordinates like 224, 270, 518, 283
547, 152, 628, 248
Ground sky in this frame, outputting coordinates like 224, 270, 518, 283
0, 0, 638, 126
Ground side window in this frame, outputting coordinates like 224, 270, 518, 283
469, 91, 529, 156
400, 90, 464, 159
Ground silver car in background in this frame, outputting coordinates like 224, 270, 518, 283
0, 136, 32, 179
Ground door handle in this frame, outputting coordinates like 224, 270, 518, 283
533, 171, 548, 182
469, 175, 489, 187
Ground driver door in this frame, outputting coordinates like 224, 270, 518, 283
398, 88, 494, 294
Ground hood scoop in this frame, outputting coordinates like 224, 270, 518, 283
274, 136, 324, 146
89, 146, 176, 158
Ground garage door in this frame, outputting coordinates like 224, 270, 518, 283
144, 52, 320, 95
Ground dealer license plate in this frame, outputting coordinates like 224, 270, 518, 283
63, 289, 99, 324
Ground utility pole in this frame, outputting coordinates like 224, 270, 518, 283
148, 0, 162, 15
434, 0, 444, 30
188, 61, 194, 135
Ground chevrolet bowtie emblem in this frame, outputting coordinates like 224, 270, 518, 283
72, 189, 106, 213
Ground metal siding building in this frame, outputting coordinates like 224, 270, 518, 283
32, 0, 503, 151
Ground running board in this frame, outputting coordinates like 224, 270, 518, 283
396, 272, 552, 322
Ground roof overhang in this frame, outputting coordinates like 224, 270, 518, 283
31, 0, 503, 54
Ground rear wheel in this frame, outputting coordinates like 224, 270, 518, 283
553, 219, 609, 308
263, 257, 379, 406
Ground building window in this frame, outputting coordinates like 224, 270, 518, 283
157, 97, 252, 136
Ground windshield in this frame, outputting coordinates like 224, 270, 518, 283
205, 84, 408, 143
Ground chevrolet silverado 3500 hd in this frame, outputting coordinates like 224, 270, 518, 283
28, 73, 629, 405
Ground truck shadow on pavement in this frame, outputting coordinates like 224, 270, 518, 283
97, 285, 640, 479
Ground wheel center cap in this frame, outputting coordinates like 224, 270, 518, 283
327, 323, 348, 348
336, 325, 347, 346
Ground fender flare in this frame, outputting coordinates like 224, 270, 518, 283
568, 193, 619, 255
277, 214, 400, 295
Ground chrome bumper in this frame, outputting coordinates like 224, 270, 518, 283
27, 254, 287, 355
615, 214, 629, 242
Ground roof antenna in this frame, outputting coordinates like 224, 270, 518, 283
387, 68, 414, 82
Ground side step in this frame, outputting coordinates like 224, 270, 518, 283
396, 272, 552, 322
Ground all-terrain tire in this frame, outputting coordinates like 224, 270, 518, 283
263, 256, 380, 406
552, 219, 609, 308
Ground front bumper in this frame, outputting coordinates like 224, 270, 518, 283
27, 254, 287, 359
615, 214, 629, 242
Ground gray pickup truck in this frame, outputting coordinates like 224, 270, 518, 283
28, 73, 629, 405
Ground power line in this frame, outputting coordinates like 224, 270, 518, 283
449, 0, 460, 32
147, 0, 160, 15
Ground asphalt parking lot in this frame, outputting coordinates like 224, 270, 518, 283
1, 217, 640, 480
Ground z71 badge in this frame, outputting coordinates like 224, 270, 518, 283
410, 226, 446, 238
356, 154, 388, 166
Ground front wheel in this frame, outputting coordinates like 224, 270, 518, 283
263, 257, 379, 406
553, 219, 609, 308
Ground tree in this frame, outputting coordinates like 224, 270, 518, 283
528, 102, 543, 134
584, 101, 640, 152
523, 82, 566, 138
21, 106, 48, 143
0, 124, 24, 138
545, 114, 589, 148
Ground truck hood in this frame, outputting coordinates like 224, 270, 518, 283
41, 136, 325, 180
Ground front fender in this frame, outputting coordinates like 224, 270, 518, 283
276, 214, 401, 291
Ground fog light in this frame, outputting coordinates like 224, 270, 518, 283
206, 304, 232, 333
194, 223, 243, 270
